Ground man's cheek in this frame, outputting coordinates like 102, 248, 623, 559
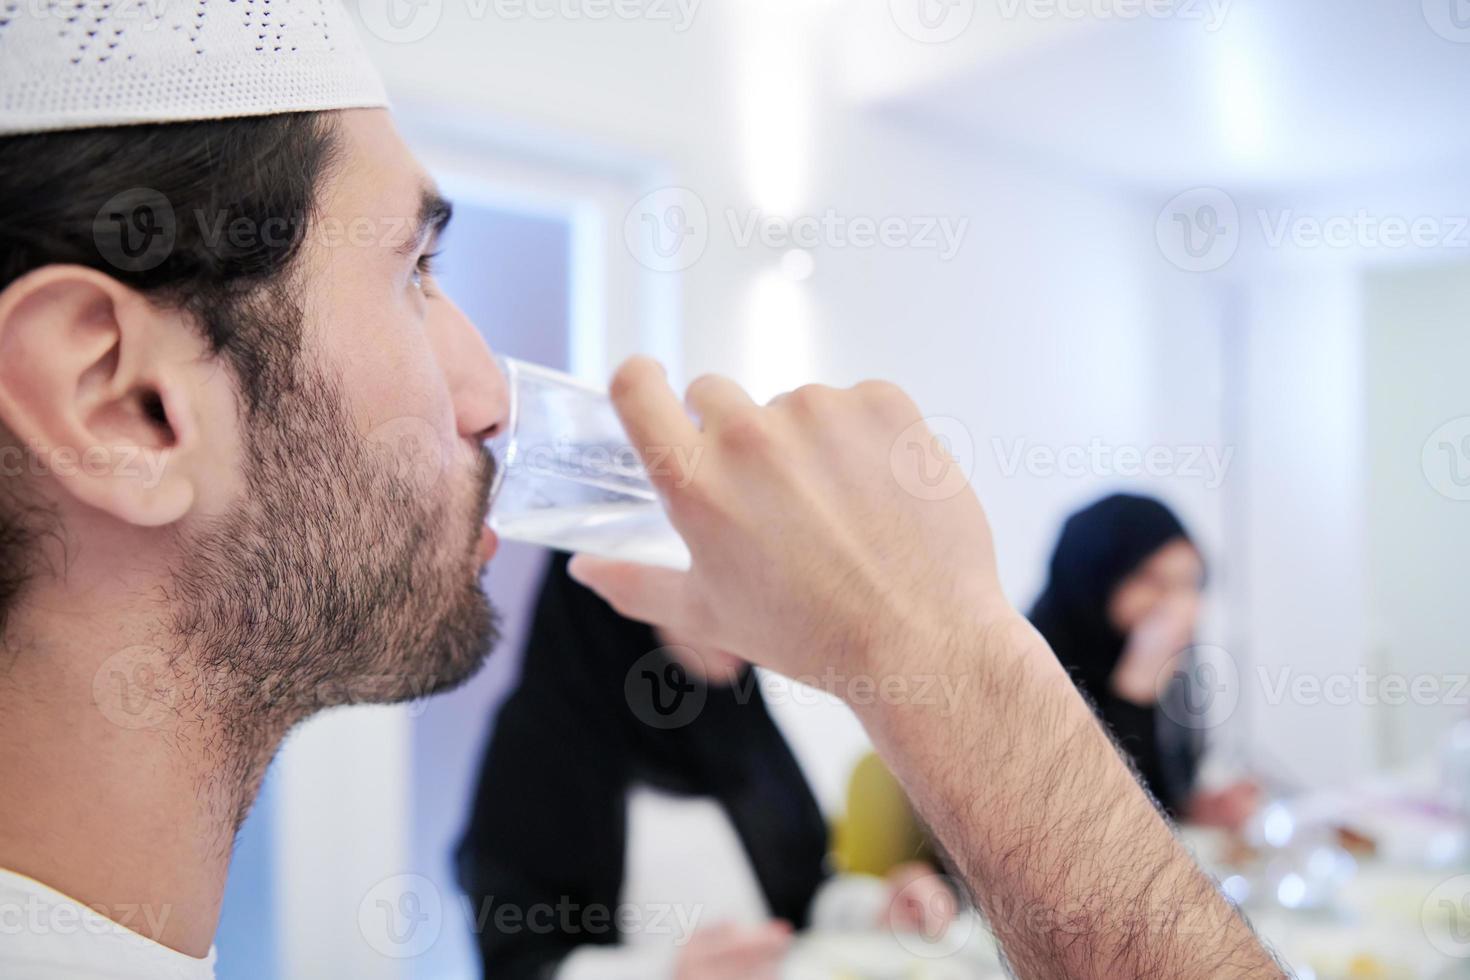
448, 436, 494, 511
342, 323, 453, 428
364, 415, 450, 496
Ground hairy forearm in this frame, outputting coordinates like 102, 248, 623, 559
857, 613, 1284, 980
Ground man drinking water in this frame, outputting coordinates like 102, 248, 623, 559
0, 3, 1281, 977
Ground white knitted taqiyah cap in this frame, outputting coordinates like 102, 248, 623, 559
0, 0, 389, 136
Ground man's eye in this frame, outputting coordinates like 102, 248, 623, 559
412, 250, 441, 291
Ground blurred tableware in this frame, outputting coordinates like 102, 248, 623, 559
783, 923, 1003, 980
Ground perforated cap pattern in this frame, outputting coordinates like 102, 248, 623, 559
0, 0, 388, 135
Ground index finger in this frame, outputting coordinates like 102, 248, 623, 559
608, 356, 700, 469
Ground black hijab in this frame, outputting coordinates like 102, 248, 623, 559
1028, 494, 1203, 817
456, 554, 830, 979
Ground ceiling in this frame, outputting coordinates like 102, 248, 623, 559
864, 0, 1470, 194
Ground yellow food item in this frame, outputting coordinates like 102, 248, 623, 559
1346, 953, 1386, 978
833, 753, 935, 876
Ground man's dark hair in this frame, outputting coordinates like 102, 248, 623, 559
0, 112, 341, 634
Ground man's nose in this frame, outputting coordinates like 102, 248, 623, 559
440, 299, 510, 442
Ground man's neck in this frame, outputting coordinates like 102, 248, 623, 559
0, 591, 279, 958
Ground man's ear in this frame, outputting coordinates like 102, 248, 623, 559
0, 265, 208, 527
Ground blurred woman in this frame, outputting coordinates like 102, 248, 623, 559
1029, 493, 1258, 829
457, 554, 952, 980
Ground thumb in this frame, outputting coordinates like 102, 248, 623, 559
567, 553, 689, 626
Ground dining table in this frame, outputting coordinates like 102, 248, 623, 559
784, 767, 1470, 979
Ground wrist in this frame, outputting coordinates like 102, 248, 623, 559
847, 605, 1061, 730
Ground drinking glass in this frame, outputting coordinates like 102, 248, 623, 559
485, 356, 692, 570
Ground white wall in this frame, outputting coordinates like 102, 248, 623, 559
1133, 165, 1470, 789
1364, 260, 1470, 770
275, 705, 413, 980
1228, 269, 1373, 789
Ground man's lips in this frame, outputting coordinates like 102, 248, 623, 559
472, 444, 498, 566
477, 524, 499, 565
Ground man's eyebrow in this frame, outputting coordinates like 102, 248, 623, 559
396, 188, 453, 255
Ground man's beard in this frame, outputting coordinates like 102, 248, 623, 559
167, 354, 501, 763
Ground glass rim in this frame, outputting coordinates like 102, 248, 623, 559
486, 356, 621, 511
485, 355, 521, 510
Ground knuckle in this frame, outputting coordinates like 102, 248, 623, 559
854, 379, 916, 417
684, 372, 723, 402
853, 377, 905, 404
609, 356, 661, 402
786, 383, 836, 415
717, 406, 773, 453
664, 473, 713, 514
